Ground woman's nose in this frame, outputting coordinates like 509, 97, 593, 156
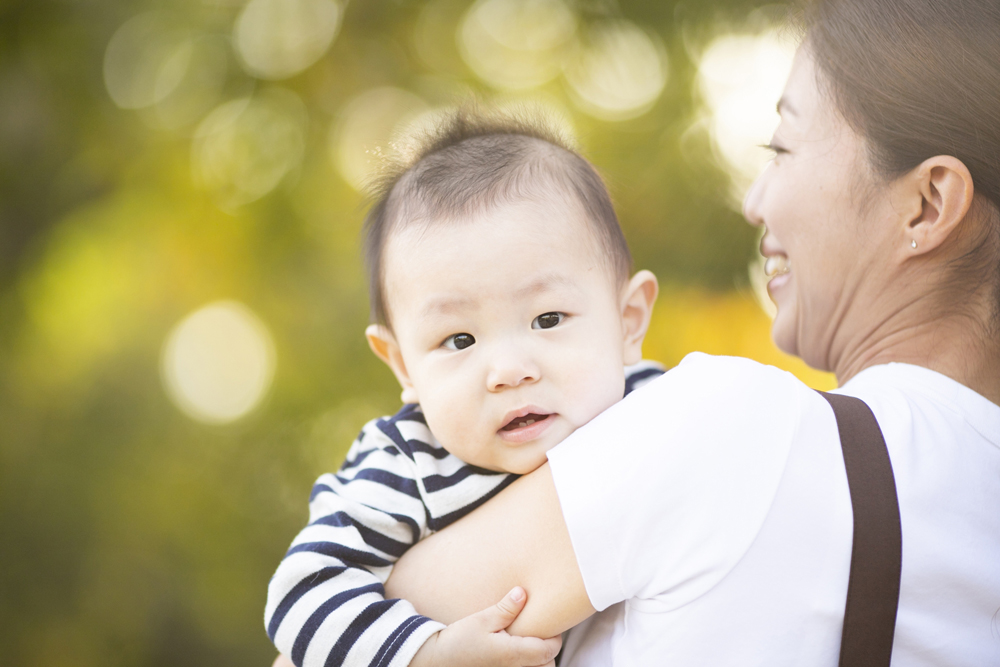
487, 351, 540, 392
743, 167, 767, 227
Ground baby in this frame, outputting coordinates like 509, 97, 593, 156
265, 108, 662, 667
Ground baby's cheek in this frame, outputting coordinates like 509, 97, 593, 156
572, 364, 625, 420
425, 405, 486, 466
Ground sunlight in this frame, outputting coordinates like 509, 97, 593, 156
696, 31, 795, 201
234, 0, 341, 80
192, 88, 307, 210
149, 35, 230, 130
161, 301, 276, 424
103, 12, 189, 110
330, 87, 431, 191
565, 20, 667, 121
458, 0, 577, 90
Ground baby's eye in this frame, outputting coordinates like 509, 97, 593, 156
532, 312, 565, 330
443, 333, 476, 350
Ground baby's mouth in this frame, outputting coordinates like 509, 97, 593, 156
501, 413, 551, 431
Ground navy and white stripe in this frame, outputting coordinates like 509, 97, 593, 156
265, 361, 665, 667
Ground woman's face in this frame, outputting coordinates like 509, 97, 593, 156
743, 46, 897, 372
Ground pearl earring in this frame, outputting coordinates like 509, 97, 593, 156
911, 239, 918, 249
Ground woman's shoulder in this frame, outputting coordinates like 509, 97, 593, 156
548, 353, 833, 612
565, 352, 825, 477
673, 350, 804, 380
637, 352, 819, 414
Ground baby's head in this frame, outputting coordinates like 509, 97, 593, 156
363, 108, 657, 474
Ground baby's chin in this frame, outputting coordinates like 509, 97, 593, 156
499, 450, 552, 475
445, 437, 555, 476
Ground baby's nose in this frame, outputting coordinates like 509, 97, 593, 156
487, 353, 540, 392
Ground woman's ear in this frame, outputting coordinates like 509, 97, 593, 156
620, 270, 658, 366
905, 155, 975, 255
365, 324, 419, 404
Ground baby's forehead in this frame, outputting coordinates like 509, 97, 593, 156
381, 196, 620, 311
364, 125, 632, 329
386, 191, 609, 267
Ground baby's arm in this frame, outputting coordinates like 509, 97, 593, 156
268, 364, 664, 666
265, 407, 555, 667
271, 587, 562, 667
265, 417, 441, 667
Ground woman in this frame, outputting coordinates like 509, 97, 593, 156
274, 0, 1000, 664
384, 0, 1000, 665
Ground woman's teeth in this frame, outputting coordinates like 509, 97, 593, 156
764, 255, 791, 277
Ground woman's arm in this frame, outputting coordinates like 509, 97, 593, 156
385, 463, 596, 639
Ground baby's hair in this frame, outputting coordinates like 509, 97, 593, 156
362, 103, 632, 329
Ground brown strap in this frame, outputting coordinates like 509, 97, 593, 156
817, 392, 902, 667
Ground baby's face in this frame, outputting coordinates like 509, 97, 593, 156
378, 196, 632, 474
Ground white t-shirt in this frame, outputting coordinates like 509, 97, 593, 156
547, 353, 1000, 666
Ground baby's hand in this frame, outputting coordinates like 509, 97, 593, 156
411, 587, 562, 667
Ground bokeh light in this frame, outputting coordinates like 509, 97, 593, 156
565, 20, 668, 121
330, 87, 431, 191
161, 301, 276, 424
147, 35, 231, 130
414, 0, 468, 74
6, 2, 831, 663
234, 0, 341, 80
103, 12, 190, 110
696, 30, 796, 199
192, 88, 308, 209
458, 0, 577, 90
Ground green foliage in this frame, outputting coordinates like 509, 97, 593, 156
0, 0, 777, 664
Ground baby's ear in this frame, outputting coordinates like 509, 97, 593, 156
365, 325, 420, 404
620, 270, 658, 366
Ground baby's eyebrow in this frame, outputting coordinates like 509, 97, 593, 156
420, 295, 476, 318
418, 274, 578, 319
514, 274, 577, 298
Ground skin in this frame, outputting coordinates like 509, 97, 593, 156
748, 48, 1000, 399
271, 190, 658, 667
366, 193, 658, 475
380, 42, 1000, 653
372, 194, 658, 665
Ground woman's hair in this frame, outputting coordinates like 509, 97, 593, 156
804, 0, 1000, 315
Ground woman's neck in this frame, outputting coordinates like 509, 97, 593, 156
835, 311, 1000, 406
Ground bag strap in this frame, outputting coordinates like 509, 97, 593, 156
816, 391, 902, 667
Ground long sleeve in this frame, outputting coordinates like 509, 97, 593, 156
265, 363, 665, 667
264, 405, 515, 667
265, 410, 444, 667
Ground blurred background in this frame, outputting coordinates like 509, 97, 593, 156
0, 0, 834, 665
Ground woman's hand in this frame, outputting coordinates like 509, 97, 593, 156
269, 587, 561, 667
386, 465, 594, 639
411, 587, 562, 667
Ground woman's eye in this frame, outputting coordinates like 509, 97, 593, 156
762, 142, 788, 157
532, 312, 564, 330
443, 333, 475, 350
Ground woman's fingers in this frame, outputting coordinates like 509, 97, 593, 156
415, 587, 562, 667
477, 586, 528, 633
277, 589, 557, 667
503, 634, 562, 666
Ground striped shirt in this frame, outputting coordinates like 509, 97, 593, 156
265, 361, 665, 667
